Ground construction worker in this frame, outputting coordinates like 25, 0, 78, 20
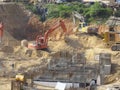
89, 79, 97, 90
0, 22, 4, 43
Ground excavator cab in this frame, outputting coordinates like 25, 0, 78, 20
35, 35, 47, 50
78, 22, 88, 33
28, 35, 47, 50
72, 11, 98, 34
36, 35, 44, 45
28, 35, 46, 50
78, 22, 87, 28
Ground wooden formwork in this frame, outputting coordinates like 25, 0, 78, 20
11, 80, 23, 90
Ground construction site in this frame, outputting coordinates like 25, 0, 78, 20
0, 1, 120, 90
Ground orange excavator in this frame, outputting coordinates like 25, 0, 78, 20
0, 22, 4, 43
28, 20, 67, 50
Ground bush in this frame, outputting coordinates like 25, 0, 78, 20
25, 4, 37, 13
48, 11, 59, 18
83, 2, 112, 22
46, 4, 73, 18
114, 10, 120, 17
60, 10, 71, 18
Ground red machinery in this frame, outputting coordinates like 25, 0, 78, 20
28, 20, 67, 50
0, 22, 4, 43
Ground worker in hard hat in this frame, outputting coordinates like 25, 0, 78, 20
0, 22, 4, 43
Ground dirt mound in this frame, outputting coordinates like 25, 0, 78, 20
0, 3, 44, 41
1, 46, 14, 53
78, 34, 105, 48
14, 46, 50, 58
0, 3, 29, 40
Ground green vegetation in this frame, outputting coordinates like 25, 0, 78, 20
24, 2, 119, 23
25, 4, 37, 14
114, 10, 120, 17
45, 2, 85, 18
82, 2, 113, 23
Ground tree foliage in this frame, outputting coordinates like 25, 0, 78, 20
83, 2, 112, 22
114, 10, 120, 17
25, 2, 114, 23
46, 2, 113, 23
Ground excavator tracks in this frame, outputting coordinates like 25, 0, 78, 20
111, 44, 120, 51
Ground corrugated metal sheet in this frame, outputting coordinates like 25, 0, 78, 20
82, 0, 101, 2
106, 16, 120, 26
82, 0, 115, 3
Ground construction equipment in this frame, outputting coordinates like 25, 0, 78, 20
102, 17, 120, 51
11, 73, 33, 90
72, 11, 98, 34
0, 22, 4, 43
28, 20, 67, 50
15, 73, 26, 83
103, 29, 120, 51
11, 73, 27, 90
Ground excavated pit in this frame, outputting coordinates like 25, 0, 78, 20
0, 3, 28, 40
0, 3, 45, 42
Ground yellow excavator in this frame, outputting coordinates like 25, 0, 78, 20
101, 17, 120, 51
72, 11, 98, 34
102, 26, 120, 51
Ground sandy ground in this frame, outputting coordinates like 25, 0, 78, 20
97, 81, 120, 90
0, 35, 120, 90
0, 78, 11, 90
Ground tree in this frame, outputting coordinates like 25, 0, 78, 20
83, 2, 112, 22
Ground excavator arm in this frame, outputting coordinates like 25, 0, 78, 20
43, 20, 67, 43
72, 11, 85, 24
30, 20, 67, 50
